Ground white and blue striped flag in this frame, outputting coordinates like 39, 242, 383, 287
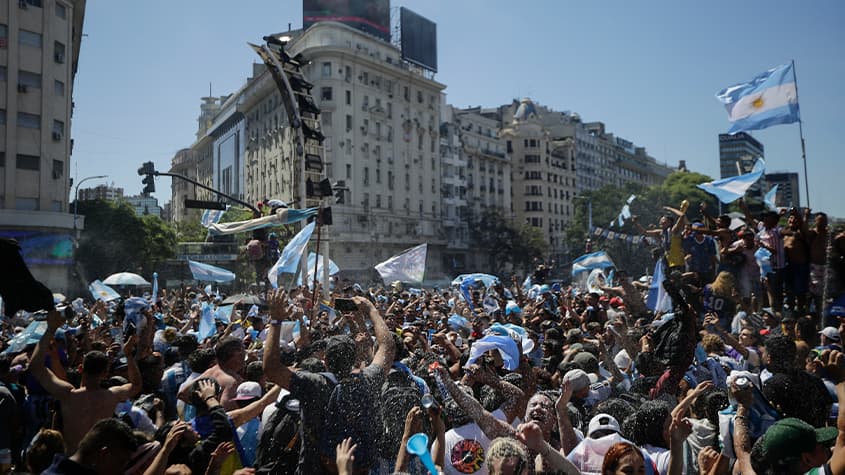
697, 159, 765, 204
571, 251, 615, 276
268, 222, 316, 288
188, 260, 236, 283
715, 63, 800, 134
88, 279, 121, 302
764, 185, 779, 211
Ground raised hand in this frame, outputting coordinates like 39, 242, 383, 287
516, 422, 545, 452
335, 437, 356, 475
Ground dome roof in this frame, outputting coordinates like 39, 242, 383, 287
513, 98, 538, 122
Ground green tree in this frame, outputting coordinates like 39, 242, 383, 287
75, 200, 176, 280
563, 171, 720, 277
473, 209, 548, 276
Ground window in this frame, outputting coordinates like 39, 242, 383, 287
55, 2, 66, 18
53, 79, 64, 96
0, 109, 5, 125
345, 114, 352, 131
0, 66, 6, 82
375, 168, 381, 184
321, 62, 331, 78
19, 30, 42, 48
361, 71, 368, 85
52, 159, 63, 178
0, 24, 7, 40
403, 86, 410, 101
54, 41, 65, 63
320, 87, 332, 101
346, 164, 352, 179
15, 198, 38, 211
388, 196, 393, 209
387, 126, 393, 142
53, 120, 64, 135
362, 95, 369, 109
363, 167, 369, 186
387, 102, 392, 118
345, 90, 351, 105
321, 111, 332, 128
344, 65, 351, 81
16, 154, 40, 170
19, 70, 41, 89
17, 112, 40, 129
23, 0, 43, 7
417, 90, 423, 103
376, 194, 381, 208
388, 171, 393, 190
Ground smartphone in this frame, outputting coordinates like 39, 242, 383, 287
335, 298, 358, 312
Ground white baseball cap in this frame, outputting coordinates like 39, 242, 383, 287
233, 381, 262, 401
587, 413, 621, 438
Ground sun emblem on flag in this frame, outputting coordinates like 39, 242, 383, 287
752, 96, 765, 109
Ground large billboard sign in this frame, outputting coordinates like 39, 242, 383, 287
400, 7, 437, 72
303, 0, 391, 43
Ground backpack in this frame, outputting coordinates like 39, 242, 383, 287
318, 373, 383, 471
254, 394, 302, 475
380, 369, 423, 457
246, 240, 264, 261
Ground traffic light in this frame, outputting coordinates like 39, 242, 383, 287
138, 161, 155, 195
333, 180, 347, 204
142, 175, 155, 194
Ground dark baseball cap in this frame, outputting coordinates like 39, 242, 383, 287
757, 417, 838, 465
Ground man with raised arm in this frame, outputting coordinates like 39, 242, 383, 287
29, 309, 141, 453
262, 290, 394, 475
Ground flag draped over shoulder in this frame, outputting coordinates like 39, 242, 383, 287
715, 63, 800, 134
696, 158, 765, 204
268, 222, 316, 288
646, 259, 673, 313
188, 260, 236, 283
207, 207, 318, 236
88, 280, 121, 302
374, 243, 427, 284
571, 251, 615, 276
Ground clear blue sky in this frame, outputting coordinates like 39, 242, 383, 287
72, 0, 845, 217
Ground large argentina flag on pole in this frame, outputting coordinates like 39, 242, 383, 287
715, 63, 799, 134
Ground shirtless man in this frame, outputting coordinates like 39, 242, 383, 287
782, 209, 810, 314
179, 337, 244, 410
699, 203, 735, 255
29, 309, 141, 453
807, 212, 830, 317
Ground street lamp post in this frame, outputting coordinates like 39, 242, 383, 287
73, 175, 108, 235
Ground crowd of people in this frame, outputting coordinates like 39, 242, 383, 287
1, 203, 845, 475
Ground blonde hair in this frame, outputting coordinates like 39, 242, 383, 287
710, 271, 735, 297
487, 437, 530, 475
701, 334, 725, 354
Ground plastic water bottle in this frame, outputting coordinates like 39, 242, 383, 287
429, 362, 453, 404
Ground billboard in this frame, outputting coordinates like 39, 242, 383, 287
0, 231, 74, 265
303, 0, 391, 43
400, 7, 437, 72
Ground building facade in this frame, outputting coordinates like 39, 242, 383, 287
78, 183, 123, 202
171, 22, 448, 280
765, 172, 801, 208
124, 194, 162, 218
0, 0, 86, 293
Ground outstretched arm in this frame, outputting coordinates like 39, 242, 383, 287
353, 296, 394, 375
436, 366, 512, 440
263, 290, 295, 389
29, 311, 74, 400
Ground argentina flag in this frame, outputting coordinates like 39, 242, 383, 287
715, 63, 800, 134
188, 260, 236, 283
267, 222, 316, 288
571, 251, 615, 276
697, 158, 765, 204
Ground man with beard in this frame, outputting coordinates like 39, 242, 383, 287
433, 366, 579, 474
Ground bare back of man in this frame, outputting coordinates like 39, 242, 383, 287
59, 387, 125, 452
198, 364, 241, 410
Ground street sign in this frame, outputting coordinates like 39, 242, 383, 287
184, 199, 227, 210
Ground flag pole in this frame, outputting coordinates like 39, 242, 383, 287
791, 59, 811, 208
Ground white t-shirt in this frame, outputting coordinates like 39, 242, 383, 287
443, 408, 510, 475
641, 444, 670, 475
